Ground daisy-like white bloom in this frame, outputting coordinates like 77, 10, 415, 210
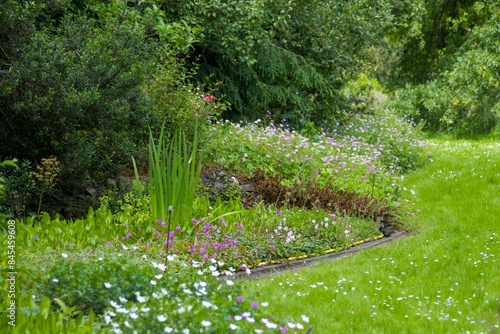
124, 321, 132, 328
255, 330, 264, 334
182, 329, 189, 334
246, 317, 255, 323
287, 323, 296, 328
178, 306, 186, 313
192, 261, 200, 268
265, 322, 278, 329
242, 312, 251, 317
150, 280, 157, 285
161, 288, 169, 295
53, 278, 59, 283
202, 301, 212, 308
226, 280, 234, 286
229, 324, 238, 330
157, 315, 167, 322
119, 297, 127, 303
209, 265, 217, 272
234, 315, 242, 321
104, 282, 112, 288
296, 323, 304, 330
104, 315, 112, 324
301, 315, 309, 323
98, 257, 104, 261
167, 255, 175, 262
197, 270, 204, 275
164, 327, 173, 333
261, 302, 269, 307
199, 281, 207, 287
130, 313, 138, 319
61, 253, 68, 258
141, 307, 150, 312
201, 320, 211, 327
152, 292, 160, 299
122, 245, 129, 250
155, 274, 163, 279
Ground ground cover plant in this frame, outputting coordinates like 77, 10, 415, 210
243, 139, 500, 333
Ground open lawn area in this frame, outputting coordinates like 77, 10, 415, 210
243, 140, 500, 333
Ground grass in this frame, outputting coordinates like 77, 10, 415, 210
242, 139, 500, 333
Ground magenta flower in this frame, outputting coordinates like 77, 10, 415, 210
251, 301, 258, 308
236, 296, 243, 303
34, 235, 39, 241
175, 226, 181, 231
106, 241, 112, 247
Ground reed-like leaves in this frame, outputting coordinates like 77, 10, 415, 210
134, 122, 203, 234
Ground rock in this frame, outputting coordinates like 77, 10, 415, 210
215, 181, 225, 191
106, 178, 117, 187
241, 184, 255, 192
84, 185, 97, 197
118, 176, 134, 189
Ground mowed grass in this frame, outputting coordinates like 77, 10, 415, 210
242, 139, 500, 333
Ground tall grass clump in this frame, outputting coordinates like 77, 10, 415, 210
133, 122, 203, 234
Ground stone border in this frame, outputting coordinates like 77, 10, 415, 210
232, 231, 406, 280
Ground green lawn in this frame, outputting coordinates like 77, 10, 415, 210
242, 139, 500, 333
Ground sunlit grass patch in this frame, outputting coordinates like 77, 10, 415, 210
242, 139, 500, 333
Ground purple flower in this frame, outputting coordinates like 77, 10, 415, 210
126, 232, 132, 239
175, 226, 181, 231
236, 296, 243, 303
106, 241, 112, 247
34, 235, 39, 241
281, 327, 288, 333
277, 212, 283, 215
251, 301, 258, 308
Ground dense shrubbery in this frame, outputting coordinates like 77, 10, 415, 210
380, 0, 500, 136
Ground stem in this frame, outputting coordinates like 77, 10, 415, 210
165, 207, 173, 266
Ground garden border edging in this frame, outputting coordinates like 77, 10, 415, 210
234, 231, 406, 280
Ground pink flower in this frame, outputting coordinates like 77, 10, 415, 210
251, 301, 258, 308
237, 296, 243, 303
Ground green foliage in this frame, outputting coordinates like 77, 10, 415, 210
150, 0, 392, 128
383, 0, 500, 136
146, 55, 227, 143
0, 5, 157, 194
39, 255, 159, 315
134, 124, 203, 233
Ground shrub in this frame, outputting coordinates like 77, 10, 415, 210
0, 11, 157, 197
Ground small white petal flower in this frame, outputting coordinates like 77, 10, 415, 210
119, 297, 127, 302
61, 253, 68, 258
150, 280, 157, 285
209, 265, 217, 272
255, 330, 264, 334
122, 245, 129, 250
130, 313, 138, 319
261, 302, 269, 307
136, 295, 146, 303
226, 280, 234, 286
155, 274, 163, 279
104, 282, 112, 288
217, 260, 224, 266
164, 327, 173, 333
229, 323, 238, 330
210, 258, 217, 264
152, 292, 159, 299
202, 301, 212, 307
235, 315, 242, 321
141, 307, 150, 312
301, 315, 309, 323
167, 255, 175, 262
296, 323, 304, 330
182, 329, 189, 334
178, 307, 186, 313
52, 278, 59, 283
201, 320, 211, 327
157, 315, 167, 322
104, 316, 111, 324
124, 321, 132, 328
243, 312, 251, 317
199, 281, 207, 287
98, 257, 104, 261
